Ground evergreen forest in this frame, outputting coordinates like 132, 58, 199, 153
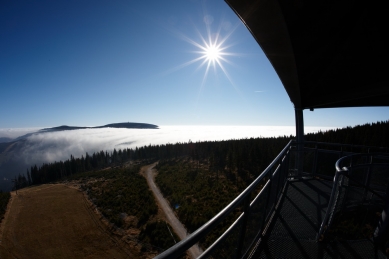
67, 165, 179, 252
4, 120, 389, 252
13, 120, 387, 188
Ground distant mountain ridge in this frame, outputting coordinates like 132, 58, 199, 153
40, 122, 159, 132
0, 122, 159, 191
0, 137, 13, 143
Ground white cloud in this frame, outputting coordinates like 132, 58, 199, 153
16, 125, 334, 165
0, 128, 42, 139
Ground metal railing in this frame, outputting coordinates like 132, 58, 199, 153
155, 140, 293, 259
293, 141, 389, 179
155, 141, 389, 259
318, 153, 389, 240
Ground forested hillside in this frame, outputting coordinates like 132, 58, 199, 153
305, 120, 388, 147
12, 120, 388, 188
67, 165, 178, 253
3, 121, 388, 253
155, 158, 268, 248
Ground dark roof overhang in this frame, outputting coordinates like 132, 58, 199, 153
225, 0, 389, 109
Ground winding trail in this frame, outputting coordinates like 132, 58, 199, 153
144, 163, 202, 259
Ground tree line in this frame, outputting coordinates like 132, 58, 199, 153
13, 120, 389, 189
0, 191, 10, 220
305, 120, 389, 148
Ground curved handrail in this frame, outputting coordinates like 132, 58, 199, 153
154, 140, 294, 259
317, 171, 342, 240
318, 153, 389, 241
336, 153, 389, 171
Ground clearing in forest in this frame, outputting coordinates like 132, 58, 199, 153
0, 184, 134, 259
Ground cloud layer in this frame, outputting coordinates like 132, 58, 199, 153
0, 125, 335, 191
0, 128, 42, 139
18, 125, 333, 165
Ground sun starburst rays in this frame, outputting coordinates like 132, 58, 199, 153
160, 16, 242, 100
201, 44, 221, 62
186, 27, 236, 90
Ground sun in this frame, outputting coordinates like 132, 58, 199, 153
204, 44, 221, 62
164, 17, 240, 90
191, 33, 233, 84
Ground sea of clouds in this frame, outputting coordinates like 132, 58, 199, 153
0, 125, 335, 166
0, 127, 42, 139
0, 125, 337, 190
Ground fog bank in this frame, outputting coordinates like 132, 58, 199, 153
19, 125, 333, 165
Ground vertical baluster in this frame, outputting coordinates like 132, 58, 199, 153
235, 195, 251, 259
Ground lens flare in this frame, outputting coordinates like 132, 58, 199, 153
204, 44, 221, 62
161, 16, 242, 101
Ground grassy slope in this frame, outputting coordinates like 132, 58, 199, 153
0, 165, 179, 259
0, 184, 132, 259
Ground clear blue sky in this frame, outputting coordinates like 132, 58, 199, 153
1, 0, 388, 128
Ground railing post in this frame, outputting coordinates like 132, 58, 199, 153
261, 179, 271, 233
312, 143, 318, 176
235, 195, 251, 259
363, 154, 373, 202
295, 108, 304, 177
285, 148, 291, 177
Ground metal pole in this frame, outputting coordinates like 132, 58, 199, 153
295, 108, 304, 176
235, 196, 251, 259
312, 143, 318, 177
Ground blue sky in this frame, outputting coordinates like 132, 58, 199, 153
1, 0, 388, 129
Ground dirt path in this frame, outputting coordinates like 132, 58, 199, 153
0, 184, 134, 259
144, 163, 202, 259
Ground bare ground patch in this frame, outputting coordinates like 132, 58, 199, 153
0, 184, 141, 259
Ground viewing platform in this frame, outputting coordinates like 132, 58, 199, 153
156, 142, 389, 258
254, 178, 385, 258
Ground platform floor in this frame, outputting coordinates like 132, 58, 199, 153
251, 179, 386, 259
